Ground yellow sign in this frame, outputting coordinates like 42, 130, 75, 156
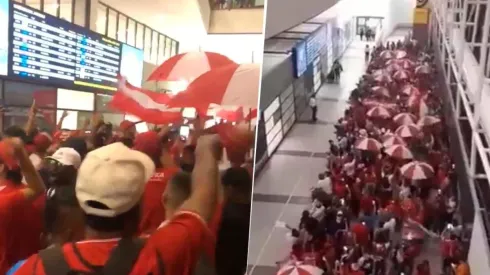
413, 8, 429, 24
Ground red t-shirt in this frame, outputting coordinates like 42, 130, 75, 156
351, 222, 370, 247
209, 202, 223, 237
139, 167, 179, 234
360, 195, 376, 214
15, 211, 212, 275
333, 182, 348, 198
0, 190, 30, 274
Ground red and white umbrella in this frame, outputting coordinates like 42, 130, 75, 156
393, 112, 417, 125
385, 145, 413, 159
380, 50, 394, 59
382, 134, 406, 147
417, 115, 441, 126
355, 137, 383, 152
277, 263, 323, 275
393, 70, 410, 81
372, 86, 390, 97
147, 52, 236, 82
394, 50, 408, 59
395, 124, 420, 138
371, 69, 388, 77
167, 63, 260, 110
415, 65, 431, 75
385, 59, 399, 66
407, 94, 427, 107
398, 59, 415, 69
367, 106, 392, 118
386, 64, 403, 73
400, 85, 419, 96
400, 161, 434, 179
374, 73, 393, 83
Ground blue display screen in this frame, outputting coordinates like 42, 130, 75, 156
305, 25, 327, 66
120, 44, 144, 88
8, 2, 130, 91
0, 0, 9, 76
292, 40, 307, 78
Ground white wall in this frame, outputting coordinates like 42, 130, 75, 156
209, 8, 264, 33
382, 0, 415, 40
264, 0, 338, 38
200, 34, 264, 64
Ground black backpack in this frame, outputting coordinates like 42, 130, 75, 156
35, 238, 165, 275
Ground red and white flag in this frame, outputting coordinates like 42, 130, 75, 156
110, 77, 183, 125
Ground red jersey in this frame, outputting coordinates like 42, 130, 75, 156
351, 222, 370, 247
360, 195, 376, 214
333, 183, 348, 198
15, 211, 213, 275
139, 167, 179, 234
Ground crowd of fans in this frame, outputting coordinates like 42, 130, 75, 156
279, 36, 471, 275
0, 105, 253, 275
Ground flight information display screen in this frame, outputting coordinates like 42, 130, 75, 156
9, 3, 122, 90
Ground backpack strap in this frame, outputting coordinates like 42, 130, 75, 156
38, 246, 72, 275
102, 238, 146, 275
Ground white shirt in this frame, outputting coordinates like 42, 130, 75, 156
317, 177, 332, 194
309, 97, 317, 107
343, 159, 356, 176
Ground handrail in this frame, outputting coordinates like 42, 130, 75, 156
209, 0, 264, 10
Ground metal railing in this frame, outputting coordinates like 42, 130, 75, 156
16, 0, 89, 27
210, 0, 264, 10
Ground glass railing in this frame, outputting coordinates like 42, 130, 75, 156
210, 0, 264, 10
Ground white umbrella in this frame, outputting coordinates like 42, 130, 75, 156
277, 263, 324, 275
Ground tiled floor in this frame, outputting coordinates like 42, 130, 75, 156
249, 29, 442, 275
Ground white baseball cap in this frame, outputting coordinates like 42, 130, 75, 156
48, 147, 82, 168
76, 142, 155, 218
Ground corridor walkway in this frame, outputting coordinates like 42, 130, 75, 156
248, 29, 442, 275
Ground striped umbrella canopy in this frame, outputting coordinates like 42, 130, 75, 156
400, 161, 434, 179
374, 73, 393, 83
394, 50, 408, 59
415, 65, 431, 75
386, 64, 403, 73
417, 115, 441, 127
393, 70, 410, 81
355, 137, 383, 152
400, 84, 420, 96
277, 263, 324, 275
385, 145, 413, 159
380, 50, 395, 59
367, 106, 392, 118
393, 112, 417, 125
382, 134, 406, 147
398, 59, 415, 69
395, 124, 420, 138
372, 86, 390, 97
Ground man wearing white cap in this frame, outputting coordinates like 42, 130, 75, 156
13, 135, 222, 275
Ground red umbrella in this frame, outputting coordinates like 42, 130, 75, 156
380, 50, 394, 59
415, 65, 431, 75
417, 115, 441, 127
400, 85, 419, 96
167, 63, 260, 110
398, 59, 415, 69
147, 52, 236, 82
386, 64, 403, 73
372, 86, 390, 97
277, 263, 323, 275
374, 73, 392, 83
355, 137, 382, 152
393, 70, 410, 81
385, 145, 413, 159
400, 161, 434, 179
393, 112, 417, 125
367, 106, 392, 118
395, 124, 420, 138
394, 50, 407, 59
382, 134, 406, 147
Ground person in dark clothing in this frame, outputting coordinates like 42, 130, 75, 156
215, 167, 252, 275
360, 28, 365, 41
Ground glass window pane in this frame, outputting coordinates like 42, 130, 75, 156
107, 9, 117, 39
96, 5, 107, 34
151, 31, 158, 64
60, 0, 72, 22
73, 0, 86, 26
57, 89, 94, 111
171, 41, 178, 56
157, 35, 165, 64
144, 28, 152, 62
136, 24, 144, 49
165, 37, 172, 59
5, 81, 56, 108
56, 110, 91, 130
44, 0, 58, 16
95, 93, 115, 112
5, 108, 55, 132
117, 14, 127, 43
25, 0, 40, 10
127, 19, 136, 46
